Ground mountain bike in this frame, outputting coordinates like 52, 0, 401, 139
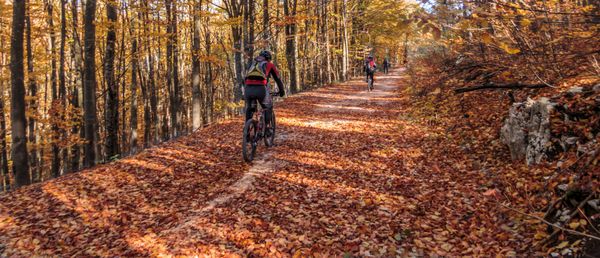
242, 92, 278, 162
367, 77, 374, 92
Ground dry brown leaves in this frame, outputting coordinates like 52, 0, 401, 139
0, 69, 561, 257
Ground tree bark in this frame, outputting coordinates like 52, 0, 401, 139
46, 0, 61, 178
10, 0, 31, 187
284, 0, 299, 93
104, 0, 119, 159
70, 0, 83, 171
83, 0, 98, 168
25, 0, 38, 180
129, 5, 139, 154
263, 0, 269, 42
341, 0, 349, 81
0, 79, 10, 190
192, 0, 203, 130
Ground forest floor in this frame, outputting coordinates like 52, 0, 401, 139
1, 68, 538, 256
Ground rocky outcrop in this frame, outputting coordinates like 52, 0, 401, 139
501, 97, 555, 165
501, 85, 599, 166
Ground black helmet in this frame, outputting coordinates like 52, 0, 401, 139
259, 50, 272, 61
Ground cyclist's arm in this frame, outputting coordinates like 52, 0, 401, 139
267, 63, 285, 94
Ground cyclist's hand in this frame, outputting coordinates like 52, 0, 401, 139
279, 91, 285, 97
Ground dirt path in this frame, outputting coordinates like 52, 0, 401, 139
0, 69, 520, 257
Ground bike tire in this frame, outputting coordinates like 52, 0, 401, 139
265, 110, 276, 147
368, 78, 373, 92
242, 119, 257, 162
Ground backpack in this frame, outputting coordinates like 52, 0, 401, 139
245, 61, 268, 83
366, 60, 376, 73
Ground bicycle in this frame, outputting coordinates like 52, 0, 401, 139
242, 92, 278, 162
367, 77, 374, 92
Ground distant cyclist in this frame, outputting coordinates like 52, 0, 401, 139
383, 58, 390, 74
365, 55, 377, 84
243, 50, 285, 135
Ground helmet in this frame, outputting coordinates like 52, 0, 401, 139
368, 55, 373, 60
259, 50, 272, 61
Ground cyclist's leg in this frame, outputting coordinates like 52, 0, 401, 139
244, 86, 260, 121
257, 86, 273, 126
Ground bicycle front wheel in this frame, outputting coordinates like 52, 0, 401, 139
242, 119, 258, 162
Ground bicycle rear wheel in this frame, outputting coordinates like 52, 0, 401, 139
264, 110, 276, 147
242, 119, 258, 162
368, 78, 373, 91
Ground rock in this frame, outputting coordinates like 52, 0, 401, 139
558, 184, 569, 192
588, 199, 600, 211
500, 102, 530, 160
500, 97, 554, 165
568, 86, 583, 94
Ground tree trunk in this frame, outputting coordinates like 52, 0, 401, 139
204, 19, 214, 123
70, 0, 83, 171
341, 0, 349, 81
263, 0, 269, 42
10, 0, 31, 187
232, 26, 244, 101
57, 0, 67, 176
104, 0, 119, 159
83, 0, 98, 168
46, 0, 61, 178
284, 0, 299, 93
0, 80, 10, 190
25, 0, 38, 180
323, 0, 332, 84
141, 0, 158, 144
192, 0, 203, 130
129, 5, 139, 154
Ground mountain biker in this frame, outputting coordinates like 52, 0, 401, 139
244, 50, 285, 135
383, 58, 390, 74
365, 55, 377, 84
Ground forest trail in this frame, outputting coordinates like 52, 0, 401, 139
0, 69, 521, 256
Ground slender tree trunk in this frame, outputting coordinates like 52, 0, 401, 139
104, 0, 119, 159
192, 0, 203, 130
204, 19, 214, 122
10, 0, 31, 187
232, 26, 244, 101
57, 0, 67, 176
70, 0, 83, 171
341, 0, 349, 81
0, 81, 10, 190
83, 0, 98, 168
284, 0, 299, 93
25, 0, 38, 180
323, 0, 332, 84
129, 5, 139, 154
263, 0, 269, 42
46, 0, 62, 178
142, 1, 158, 144
172, 3, 181, 136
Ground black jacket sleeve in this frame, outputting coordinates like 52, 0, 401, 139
268, 64, 285, 94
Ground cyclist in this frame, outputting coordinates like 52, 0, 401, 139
383, 58, 390, 74
244, 50, 285, 136
365, 55, 377, 84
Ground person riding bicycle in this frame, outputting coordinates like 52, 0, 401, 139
365, 55, 377, 84
383, 58, 390, 74
244, 50, 285, 135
